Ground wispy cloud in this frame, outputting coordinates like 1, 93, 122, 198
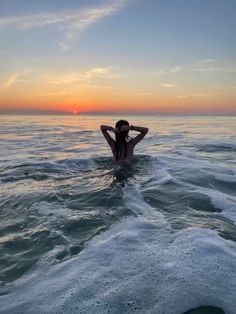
153, 66, 183, 76
58, 42, 71, 52
194, 67, 236, 73
47, 67, 120, 84
170, 66, 182, 73
0, 73, 19, 90
160, 83, 176, 88
193, 59, 236, 73
0, 1, 129, 30
0, 0, 131, 50
198, 59, 217, 64
0, 70, 33, 91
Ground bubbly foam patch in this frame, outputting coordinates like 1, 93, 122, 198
0, 216, 236, 314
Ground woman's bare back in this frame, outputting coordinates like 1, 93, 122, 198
100, 121, 148, 163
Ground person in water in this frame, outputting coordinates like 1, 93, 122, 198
100, 120, 148, 163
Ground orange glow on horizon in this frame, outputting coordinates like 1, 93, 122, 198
0, 85, 235, 115
1, 99, 236, 115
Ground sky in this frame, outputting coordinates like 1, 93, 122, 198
0, 0, 235, 115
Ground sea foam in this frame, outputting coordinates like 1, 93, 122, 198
0, 216, 236, 314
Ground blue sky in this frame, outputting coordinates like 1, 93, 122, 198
0, 0, 235, 114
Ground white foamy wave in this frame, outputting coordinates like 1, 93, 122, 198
0, 217, 236, 314
136, 156, 175, 186
122, 183, 168, 225
155, 148, 235, 174
152, 166, 175, 185
193, 187, 236, 224
214, 173, 236, 183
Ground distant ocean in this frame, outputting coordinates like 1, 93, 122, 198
0, 114, 236, 314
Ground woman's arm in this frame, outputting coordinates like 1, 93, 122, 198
130, 125, 149, 146
100, 125, 116, 148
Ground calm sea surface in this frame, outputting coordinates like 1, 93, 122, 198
0, 114, 236, 314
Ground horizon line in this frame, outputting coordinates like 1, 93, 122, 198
0, 110, 236, 117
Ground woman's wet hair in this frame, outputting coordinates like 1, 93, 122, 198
115, 120, 129, 129
115, 120, 130, 162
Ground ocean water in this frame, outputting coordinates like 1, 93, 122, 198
0, 114, 235, 314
